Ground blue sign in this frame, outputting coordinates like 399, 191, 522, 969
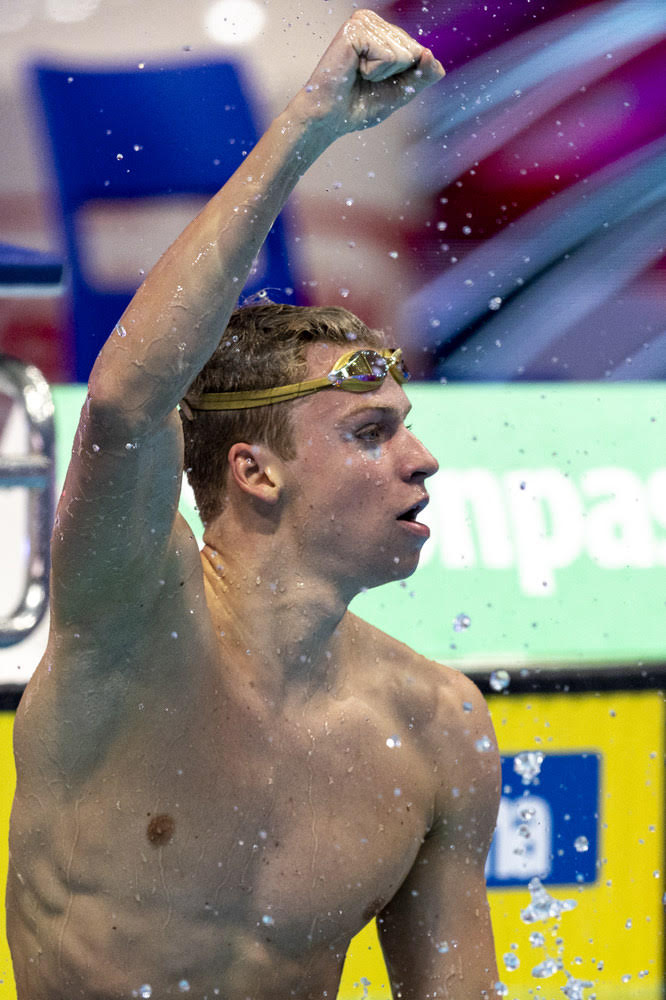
486, 753, 600, 887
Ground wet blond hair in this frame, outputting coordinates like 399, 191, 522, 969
181, 302, 385, 524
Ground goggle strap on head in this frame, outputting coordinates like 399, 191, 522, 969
180, 348, 407, 414
183, 377, 332, 412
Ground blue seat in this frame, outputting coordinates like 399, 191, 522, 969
33, 59, 300, 381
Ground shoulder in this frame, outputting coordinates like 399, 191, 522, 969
346, 610, 486, 725
347, 613, 500, 828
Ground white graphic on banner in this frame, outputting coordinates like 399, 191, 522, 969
420, 466, 666, 595
486, 795, 553, 882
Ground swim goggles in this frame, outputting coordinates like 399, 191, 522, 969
180, 347, 409, 414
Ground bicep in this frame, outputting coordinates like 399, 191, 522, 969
50, 398, 195, 628
379, 673, 501, 999
378, 830, 498, 1000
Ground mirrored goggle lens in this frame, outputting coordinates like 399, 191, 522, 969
330, 351, 390, 386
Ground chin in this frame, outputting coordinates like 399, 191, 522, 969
355, 551, 422, 594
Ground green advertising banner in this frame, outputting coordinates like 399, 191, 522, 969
53, 382, 665, 668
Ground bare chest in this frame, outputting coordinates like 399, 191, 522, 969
142, 688, 429, 939
58, 684, 434, 953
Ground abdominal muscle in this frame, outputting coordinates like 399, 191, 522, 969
7, 781, 364, 1000
7, 641, 431, 1000
8, 880, 344, 1000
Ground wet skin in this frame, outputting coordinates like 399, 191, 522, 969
7, 350, 498, 1000
7, 11, 499, 993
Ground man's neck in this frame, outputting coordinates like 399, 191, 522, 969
200, 540, 354, 702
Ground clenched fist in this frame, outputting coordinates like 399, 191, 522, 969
294, 9, 444, 136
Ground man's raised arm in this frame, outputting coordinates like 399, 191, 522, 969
47, 11, 443, 635
88, 10, 444, 429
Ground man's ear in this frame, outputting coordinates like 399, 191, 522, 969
227, 442, 282, 504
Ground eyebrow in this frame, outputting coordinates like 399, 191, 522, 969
335, 402, 413, 425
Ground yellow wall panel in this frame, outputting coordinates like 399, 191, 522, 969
0, 712, 16, 997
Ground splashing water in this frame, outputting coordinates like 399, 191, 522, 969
574, 836, 589, 852
452, 612, 471, 631
513, 750, 544, 785
503, 952, 520, 971
489, 669, 510, 692
532, 958, 560, 979
520, 878, 577, 924
562, 974, 595, 999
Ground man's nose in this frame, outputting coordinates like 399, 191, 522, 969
404, 433, 439, 481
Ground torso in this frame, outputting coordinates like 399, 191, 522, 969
7, 549, 456, 1000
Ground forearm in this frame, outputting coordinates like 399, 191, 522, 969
86, 10, 444, 436
89, 94, 334, 431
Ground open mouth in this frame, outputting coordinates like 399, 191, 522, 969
396, 498, 429, 523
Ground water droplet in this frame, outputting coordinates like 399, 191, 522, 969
494, 983, 509, 996
488, 296, 503, 311
388, 250, 399, 259
532, 958, 559, 979
436, 221, 447, 231
529, 931, 545, 947
452, 612, 471, 632
386, 735, 402, 749
178, 980, 190, 992
345, 198, 354, 206
462, 701, 473, 713
116, 153, 124, 161
562, 976, 595, 999
503, 952, 520, 971
513, 751, 544, 785
138, 987, 152, 999
91, 443, 100, 452
489, 669, 510, 692
475, 736, 493, 753
339, 288, 350, 298
574, 836, 589, 852
261, 914, 274, 926
521, 878, 577, 925
436, 941, 449, 953
462, 225, 472, 235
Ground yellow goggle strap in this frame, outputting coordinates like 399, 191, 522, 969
181, 349, 406, 413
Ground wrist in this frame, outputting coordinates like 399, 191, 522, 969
278, 90, 341, 150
